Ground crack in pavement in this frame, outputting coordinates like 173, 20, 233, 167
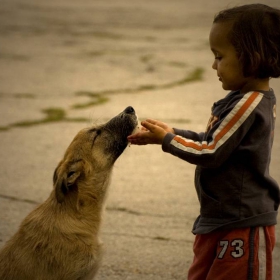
0, 194, 187, 219
102, 231, 190, 244
0, 194, 39, 205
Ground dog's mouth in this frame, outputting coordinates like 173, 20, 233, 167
105, 106, 138, 133
103, 106, 138, 157
121, 106, 137, 122
120, 106, 138, 135
121, 106, 139, 135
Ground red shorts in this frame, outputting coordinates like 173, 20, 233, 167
188, 226, 275, 280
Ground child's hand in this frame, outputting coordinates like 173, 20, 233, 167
147, 119, 175, 134
127, 119, 174, 145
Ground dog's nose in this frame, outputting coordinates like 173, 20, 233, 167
124, 106, 135, 114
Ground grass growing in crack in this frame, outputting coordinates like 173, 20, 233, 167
13, 108, 66, 127
168, 61, 188, 68
154, 236, 171, 241
43, 108, 66, 121
0, 53, 30, 61
0, 93, 36, 99
140, 54, 154, 63
72, 67, 204, 109
0, 108, 89, 131
72, 92, 109, 109
106, 206, 141, 216
0, 126, 9, 131
90, 31, 124, 40
14, 93, 36, 99
167, 67, 204, 86
0, 67, 203, 131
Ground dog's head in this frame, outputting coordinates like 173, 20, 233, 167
53, 106, 138, 203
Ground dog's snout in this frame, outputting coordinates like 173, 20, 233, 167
124, 106, 135, 114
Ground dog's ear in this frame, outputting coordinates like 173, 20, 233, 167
53, 161, 82, 203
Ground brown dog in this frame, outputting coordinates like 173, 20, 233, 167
0, 106, 138, 280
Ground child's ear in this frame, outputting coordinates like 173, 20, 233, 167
53, 161, 82, 203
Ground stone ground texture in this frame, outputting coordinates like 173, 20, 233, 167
0, 0, 279, 279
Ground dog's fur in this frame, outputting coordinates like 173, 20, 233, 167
0, 107, 138, 280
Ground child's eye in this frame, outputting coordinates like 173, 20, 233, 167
212, 51, 222, 60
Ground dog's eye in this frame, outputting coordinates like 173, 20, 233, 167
67, 171, 75, 178
88, 128, 101, 136
91, 129, 101, 149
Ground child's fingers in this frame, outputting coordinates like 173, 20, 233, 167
127, 132, 149, 145
145, 119, 164, 127
127, 133, 141, 140
145, 119, 158, 124
127, 131, 148, 140
141, 121, 157, 132
145, 119, 168, 130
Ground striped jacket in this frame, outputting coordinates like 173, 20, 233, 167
162, 90, 279, 234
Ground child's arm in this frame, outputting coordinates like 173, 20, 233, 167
173, 128, 205, 142
129, 92, 266, 169
162, 92, 264, 168
127, 119, 205, 144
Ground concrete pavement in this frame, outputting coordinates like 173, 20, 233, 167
0, 0, 279, 279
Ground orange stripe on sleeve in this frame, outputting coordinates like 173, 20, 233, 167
173, 92, 261, 152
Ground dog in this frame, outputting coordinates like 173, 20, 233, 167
0, 106, 138, 280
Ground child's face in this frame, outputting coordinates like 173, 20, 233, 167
209, 22, 252, 92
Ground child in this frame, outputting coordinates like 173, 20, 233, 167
127, 4, 280, 280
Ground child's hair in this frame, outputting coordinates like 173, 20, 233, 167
213, 4, 280, 79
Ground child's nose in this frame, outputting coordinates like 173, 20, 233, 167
212, 60, 217, 70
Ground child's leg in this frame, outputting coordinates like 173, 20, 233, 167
188, 226, 275, 280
